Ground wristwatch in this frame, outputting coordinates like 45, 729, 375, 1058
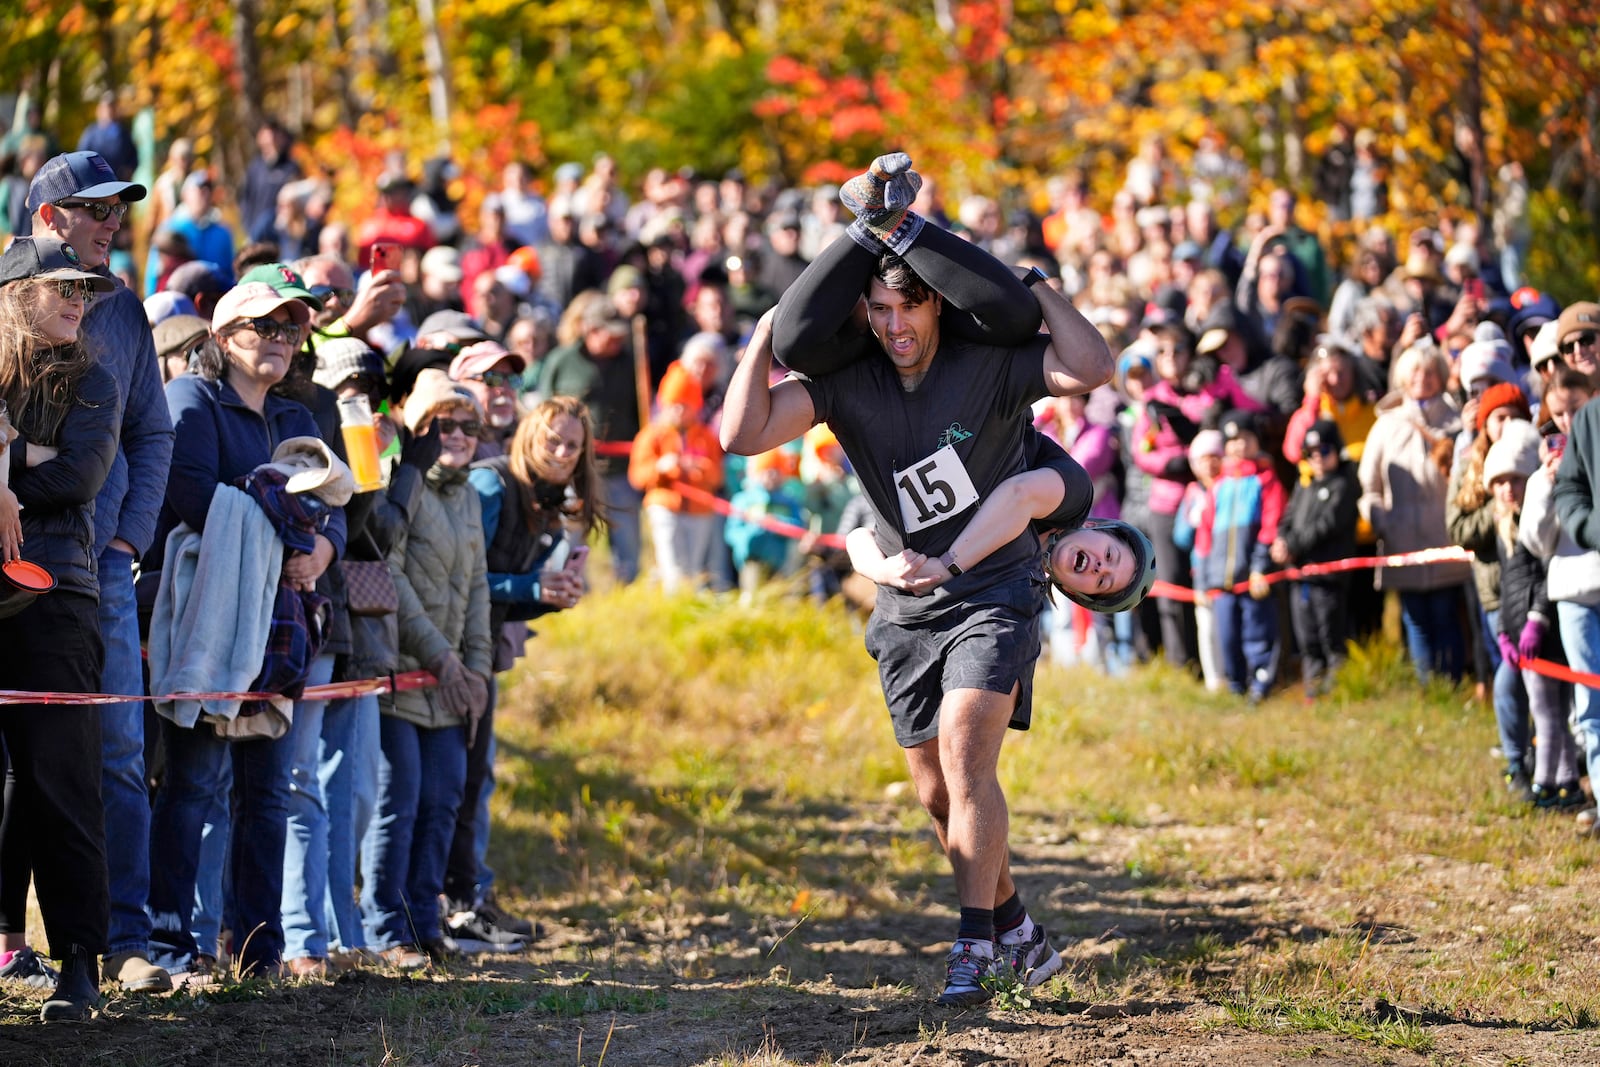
939, 551, 963, 577
1021, 265, 1050, 288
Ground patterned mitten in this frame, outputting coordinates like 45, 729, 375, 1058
840, 152, 926, 256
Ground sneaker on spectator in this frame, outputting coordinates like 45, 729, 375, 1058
1533, 782, 1590, 812
1000, 923, 1064, 987
936, 938, 997, 1007
104, 950, 174, 993
1577, 807, 1600, 836
421, 936, 463, 965
377, 945, 429, 971
0, 946, 60, 990
1505, 766, 1535, 804
446, 898, 529, 953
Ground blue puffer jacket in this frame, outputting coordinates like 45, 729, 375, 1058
6, 361, 123, 599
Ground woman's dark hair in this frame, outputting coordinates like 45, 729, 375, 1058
189, 335, 228, 381
1272, 308, 1319, 363
0, 279, 94, 445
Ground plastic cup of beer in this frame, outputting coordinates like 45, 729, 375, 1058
339, 394, 386, 492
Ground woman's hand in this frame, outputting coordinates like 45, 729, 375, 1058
869, 549, 943, 595
538, 567, 585, 609
283, 534, 336, 591
25, 442, 58, 467
0, 485, 21, 562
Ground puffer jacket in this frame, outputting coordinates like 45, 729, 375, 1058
1445, 450, 1501, 611
5, 361, 122, 599
1357, 392, 1472, 592
382, 462, 492, 730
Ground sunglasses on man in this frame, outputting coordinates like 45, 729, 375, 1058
1564, 331, 1597, 355
53, 200, 131, 222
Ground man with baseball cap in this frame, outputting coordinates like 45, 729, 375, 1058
28, 151, 176, 994
1556, 301, 1600, 388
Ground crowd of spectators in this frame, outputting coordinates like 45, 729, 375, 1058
0, 97, 1598, 1021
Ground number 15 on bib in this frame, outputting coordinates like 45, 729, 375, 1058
894, 445, 979, 534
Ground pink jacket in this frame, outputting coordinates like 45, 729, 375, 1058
1131, 368, 1265, 515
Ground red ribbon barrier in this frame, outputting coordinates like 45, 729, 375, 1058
0, 669, 439, 707
1153, 546, 1473, 603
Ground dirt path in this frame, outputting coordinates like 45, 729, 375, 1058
5, 820, 1597, 1065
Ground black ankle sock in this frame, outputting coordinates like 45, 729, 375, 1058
994, 891, 1026, 935
957, 907, 995, 944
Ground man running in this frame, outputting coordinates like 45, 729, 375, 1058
721, 153, 1118, 1006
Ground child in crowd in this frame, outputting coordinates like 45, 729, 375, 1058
629, 362, 724, 592
1486, 419, 1584, 809
797, 423, 858, 602
1174, 429, 1225, 692
725, 448, 805, 601
1197, 411, 1286, 702
1271, 419, 1361, 698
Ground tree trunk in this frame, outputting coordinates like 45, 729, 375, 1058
230, 0, 264, 178
414, 0, 453, 151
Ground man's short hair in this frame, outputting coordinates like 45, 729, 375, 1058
872, 254, 934, 304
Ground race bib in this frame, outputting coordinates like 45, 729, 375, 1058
894, 445, 979, 534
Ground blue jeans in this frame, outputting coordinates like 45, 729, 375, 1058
323, 692, 376, 951
1558, 601, 1600, 785
97, 548, 153, 958
362, 717, 466, 950
1399, 587, 1465, 684
603, 472, 643, 585
280, 654, 336, 960
148, 721, 292, 976
1211, 591, 1279, 696
1483, 608, 1531, 770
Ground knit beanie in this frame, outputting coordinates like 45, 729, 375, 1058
1475, 380, 1530, 432
1458, 339, 1517, 393
1482, 419, 1541, 488
656, 361, 703, 413
1187, 429, 1224, 463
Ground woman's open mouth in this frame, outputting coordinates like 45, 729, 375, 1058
1074, 550, 1090, 574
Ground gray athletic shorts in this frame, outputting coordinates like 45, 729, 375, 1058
865, 591, 1043, 748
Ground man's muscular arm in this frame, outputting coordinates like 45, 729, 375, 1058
720, 310, 817, 456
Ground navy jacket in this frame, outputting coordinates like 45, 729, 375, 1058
81, 274, 175, 559
152, 375, 345, 572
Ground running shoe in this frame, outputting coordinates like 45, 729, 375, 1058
1000, 923, 1064, 987
936, 938, 997, 1007
0, 946, 59, 991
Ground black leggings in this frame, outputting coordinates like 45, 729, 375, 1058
771, 221, 1043, 376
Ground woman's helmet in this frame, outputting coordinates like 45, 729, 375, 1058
1044, 519, 1157, 614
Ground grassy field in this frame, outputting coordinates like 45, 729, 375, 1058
5, 577, 1600, 1065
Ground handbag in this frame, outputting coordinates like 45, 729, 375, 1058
340, 559, 398, 617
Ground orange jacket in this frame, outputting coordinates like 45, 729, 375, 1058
628, 420, 724, 513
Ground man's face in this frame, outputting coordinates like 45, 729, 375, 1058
458, 357, 520, 429
584, 324, 626, 359
693, 286, 729, 336
300, 259, 356, 329
39, 196, 124, 269
866, 279, 942, 381
475, 275, 513, 321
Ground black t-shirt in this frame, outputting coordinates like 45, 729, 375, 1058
799, 335, 1051, 622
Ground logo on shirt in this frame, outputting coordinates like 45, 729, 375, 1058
937, 423, 973, 450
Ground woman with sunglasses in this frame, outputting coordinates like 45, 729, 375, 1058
362, 370, 492, 968
0, 237, 118, 1020
143, 280, 346, 980
437, 395, 605, 952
